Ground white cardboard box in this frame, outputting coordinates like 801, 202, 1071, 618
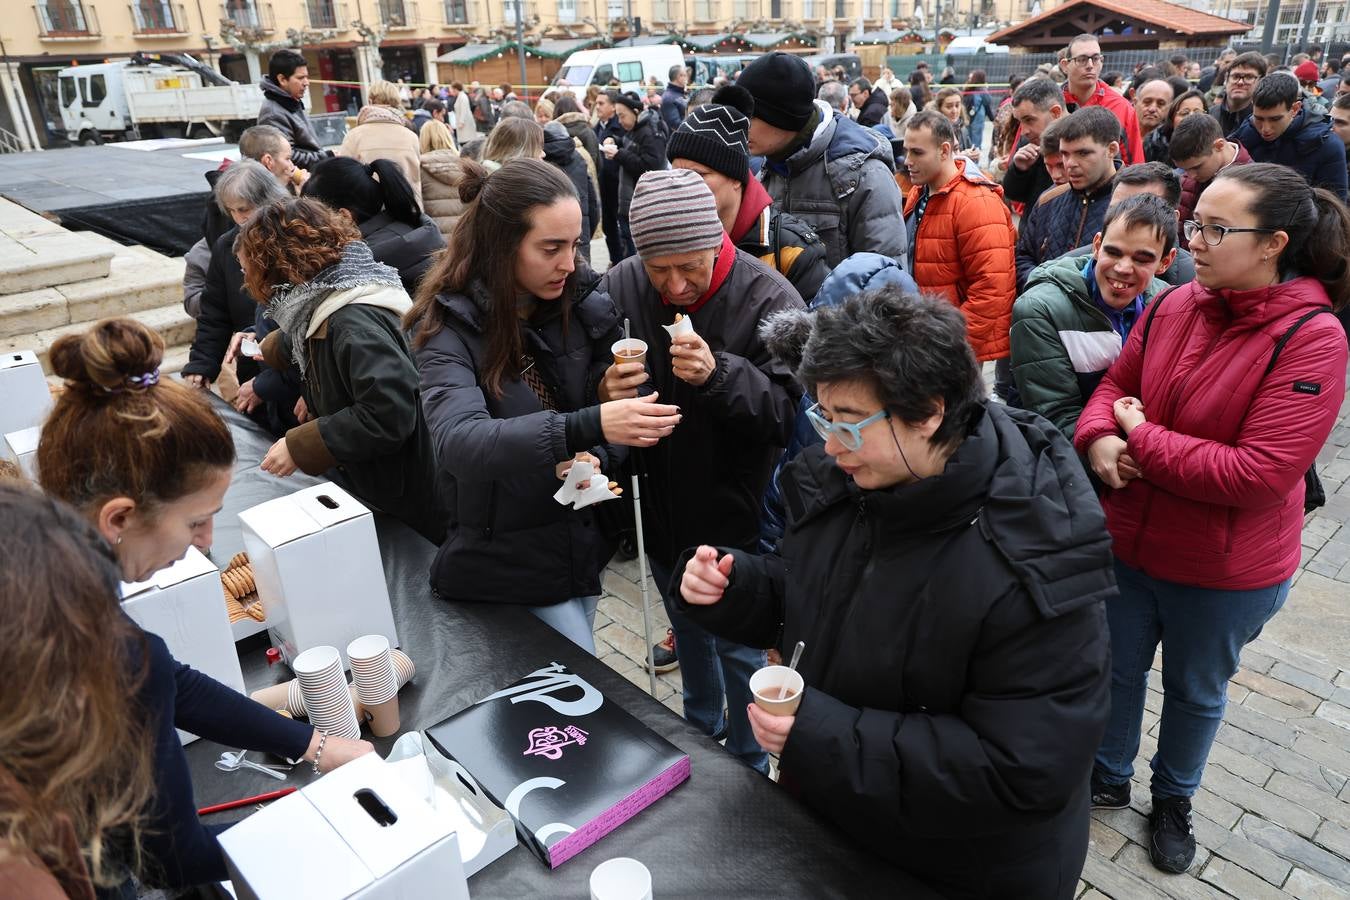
0, 350, 52, 438
238, 482, 397, 670
3, 426, 39, 480
120, 546, 246, 745
220, 752, 470, 900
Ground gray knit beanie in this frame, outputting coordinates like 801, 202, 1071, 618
628, 169, 724, 260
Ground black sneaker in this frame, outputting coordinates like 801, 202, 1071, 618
1148, 795, 1196, 874
1090, 772, 1131, 810
646, 628, 678, 673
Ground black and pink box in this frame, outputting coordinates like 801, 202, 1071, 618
425, 662, 690, 868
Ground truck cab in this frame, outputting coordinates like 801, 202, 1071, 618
58, 62, 130, 144
551, 45, 687, 98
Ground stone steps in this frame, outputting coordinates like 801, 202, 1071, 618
1, 303, 196, 374
0, 231, 114, 295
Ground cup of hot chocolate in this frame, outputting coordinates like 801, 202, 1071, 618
750, 665, 804, 716
611, 338, 648, 367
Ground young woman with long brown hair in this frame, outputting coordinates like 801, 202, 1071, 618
237, 197, 443, 544
404, 157, 681, 651
0, 482, 154, 899
37, 317, 372, 891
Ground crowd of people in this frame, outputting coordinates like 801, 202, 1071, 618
4, 38, 1350, 900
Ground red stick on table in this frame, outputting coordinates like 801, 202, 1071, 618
197, 787, 296, 815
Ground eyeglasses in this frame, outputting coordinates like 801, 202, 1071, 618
1227, 72, 1259, 83
1183, 220, 1278, 246
805, 403, 889, 451
1067, 53, 1104, 67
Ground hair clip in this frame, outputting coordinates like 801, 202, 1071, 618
102, 368, 160, 392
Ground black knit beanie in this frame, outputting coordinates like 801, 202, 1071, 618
735, 52, 816, 132
666, 85, 754, 183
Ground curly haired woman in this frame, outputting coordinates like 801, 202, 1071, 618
238, 197, 443, 543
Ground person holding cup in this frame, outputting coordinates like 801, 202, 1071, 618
599, 169, 804, 775
404, 158, 681, 652
36, 318, 373, 892
675, 289, 1112, 896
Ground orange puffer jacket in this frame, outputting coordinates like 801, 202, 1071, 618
904, 158, 1017, 361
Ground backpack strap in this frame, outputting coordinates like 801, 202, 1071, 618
1137, 284, 1181, 357
1265, 308, 1335, 377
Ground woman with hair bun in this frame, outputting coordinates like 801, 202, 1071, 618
238, 197, 443, 544
405, 158, 681, 651
1078, 163, 1350, 875
302, 155, 445, 295
37, 317, 373, 892
673, 288, 1113, 897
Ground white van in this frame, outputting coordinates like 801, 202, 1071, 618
551, 44, 686, 97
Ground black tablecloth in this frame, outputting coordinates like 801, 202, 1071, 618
188, 398, 934, 899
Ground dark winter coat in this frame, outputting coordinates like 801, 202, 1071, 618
599, 248, 804, 567
1210, 99, 1250, 138
1142, 126, 1171, 164
557, 110, 601, 172
260, 292, 443, 544
256, 78, 329, 169
1014, 174, 1115, 291
854, 86, 889, 127
759, 101, 907, 268
182, 227, 261, 385
358, 211, 446, 296
1233, 106, 1349, 199
660, 82, 689, 133
1177, 141, 1251, 224
1000, 135, 1055, 208
677, 403, 1113, 897
543, 123, 600, 258
414, 274, 623, 605
596, 115, 627, 189
615, 110, 668, 221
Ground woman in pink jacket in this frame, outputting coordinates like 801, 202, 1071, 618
1074, 163, 1349, 876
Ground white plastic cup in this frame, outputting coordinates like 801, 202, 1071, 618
749, 665, 805, 716
590, 857, 653, 900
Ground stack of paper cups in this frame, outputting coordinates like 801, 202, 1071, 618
292, 646, 361, 740
348, 635, 401, 737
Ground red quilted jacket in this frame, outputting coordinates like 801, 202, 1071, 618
1074, 277, 1348, 589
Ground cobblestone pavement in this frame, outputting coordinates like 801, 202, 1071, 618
594, 381, 1350, 898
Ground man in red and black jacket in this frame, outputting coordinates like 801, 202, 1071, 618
1059, 33, 1144, 166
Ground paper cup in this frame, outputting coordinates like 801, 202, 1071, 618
391, 649, 415, 685
293, 646, 361, 739
348, 636, 399, 705
240, 337, 260, 358
611, 338, 647, 367
590, 857, 653, 900
249, 681, 292, 711
364, 695, 401, 737
750, 665, 804, 716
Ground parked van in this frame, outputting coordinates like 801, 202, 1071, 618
551, 44, 686, 97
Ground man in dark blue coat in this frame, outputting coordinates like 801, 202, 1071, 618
1234, 73, 1349, 200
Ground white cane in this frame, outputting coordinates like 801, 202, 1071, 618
630, 464, 659, 697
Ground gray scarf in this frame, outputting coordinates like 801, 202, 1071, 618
265, 241, 403, 374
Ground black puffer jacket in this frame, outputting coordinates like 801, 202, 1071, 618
256, 78, 330, 169
615, 110, 668, 221
182, 227, 261, 385
415, 273, 623, 605
543, 122, 600, 260
1014, 174, 1114, 292
855, 86, 889, 127
600, 249, 804, 567
676, 403, 1113, 898
359, 211, 446, 296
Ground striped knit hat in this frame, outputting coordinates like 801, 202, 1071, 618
628, 169, 724, 260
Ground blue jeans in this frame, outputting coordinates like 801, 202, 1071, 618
1095, 560, 1289, 799
649, 557, 770, 775
529, 595, 600, 655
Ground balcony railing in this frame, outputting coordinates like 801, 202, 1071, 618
442, 0, 467, 23
379, 0, 416, 28
34, 1, 101, 37
130, 2, 187, 33
220, 0, 273, 31
304, 0, 347, 29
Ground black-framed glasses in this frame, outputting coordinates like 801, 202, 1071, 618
1183, 220, 1278, 246
1227, 72, 1259, 83
1067, 53, 1104, 67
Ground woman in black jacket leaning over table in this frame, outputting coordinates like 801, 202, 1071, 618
674, 289, 1113, 899
405, 157, 682, 652
35, 318, 372, 893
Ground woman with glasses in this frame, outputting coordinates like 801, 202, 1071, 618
1076, 163, 1350, 875
674, 287, 1114, 897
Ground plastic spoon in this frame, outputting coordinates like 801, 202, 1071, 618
215, 750, 289, 780
777, 641, 806, 700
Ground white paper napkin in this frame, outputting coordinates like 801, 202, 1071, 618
661, 315, 696, 340
553, 460, 618, 509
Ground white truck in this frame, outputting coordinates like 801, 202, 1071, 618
57, 52, 263, 146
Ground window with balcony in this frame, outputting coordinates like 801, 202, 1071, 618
770, 0, 781, 16
305, 0, 338, 27
37, 0, 92, 33
131, 0, 182, 31
802, 0, 817, 16
650, 0, 671, 19
862, 0, 872, 16
693, 0, 715, 19
222, 0, 274, 29
443, 0, 466, 21
606, 0, 623, 20
733, 0, 752, 17
834, 0, 847, 18
558, 0, 576, 22
379, 0, 409, 26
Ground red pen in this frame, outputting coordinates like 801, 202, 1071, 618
198, 787, 296, 816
